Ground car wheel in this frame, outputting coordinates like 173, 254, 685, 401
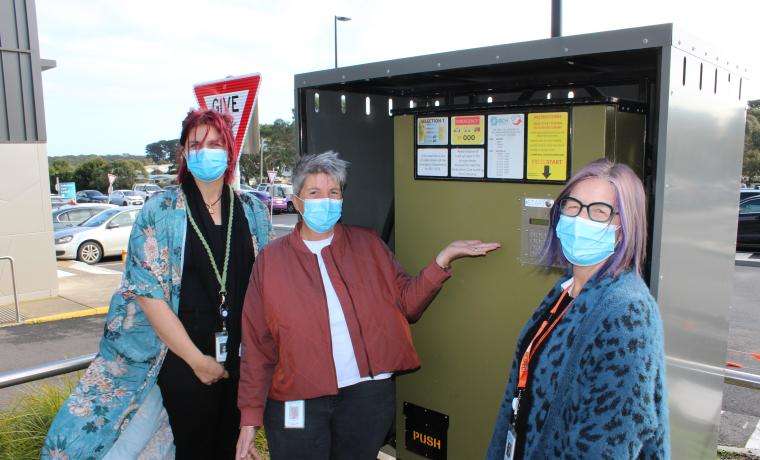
121, 200, 127, 206
77, 241, 103, 264
287, 202, 295, 213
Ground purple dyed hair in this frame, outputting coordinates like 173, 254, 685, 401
541, 158, 647, 278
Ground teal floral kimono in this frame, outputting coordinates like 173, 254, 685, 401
42, 187, 273, 460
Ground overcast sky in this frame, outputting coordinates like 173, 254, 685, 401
38, 0, 758, 157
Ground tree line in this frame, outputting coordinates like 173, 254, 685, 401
48, 157, 146, 193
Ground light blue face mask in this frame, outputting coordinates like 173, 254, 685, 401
555, 214, 619, 267
298, 197, 343, 234
186, 148, 228, 182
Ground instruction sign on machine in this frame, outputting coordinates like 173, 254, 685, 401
413, 110, 568, 183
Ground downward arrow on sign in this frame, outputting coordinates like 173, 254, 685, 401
543, 165, 551, 179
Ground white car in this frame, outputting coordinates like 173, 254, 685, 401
52, 203, 117, 230
54, 207, 140, 264
109, 189, 145, 206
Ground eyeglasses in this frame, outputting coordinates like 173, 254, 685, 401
559, 197, 617, 223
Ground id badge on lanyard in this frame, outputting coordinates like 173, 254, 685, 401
215, 330, 228, 363
504, 425, 517, 460
215, 300, 229, 363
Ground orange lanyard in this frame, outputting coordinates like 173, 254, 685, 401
517, 288, 574, 390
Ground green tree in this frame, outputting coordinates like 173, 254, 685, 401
240, 118, 297, 183
48, 159, 75, 193
73, 158, 110, 192
145, 139, 180, 165
109, 160, 145, 190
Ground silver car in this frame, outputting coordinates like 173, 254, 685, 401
109, 189, 145, 206
52, 204, 117, 230
54, 207, 140, 264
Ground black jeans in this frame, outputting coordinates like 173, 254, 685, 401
264, 378, 396, 460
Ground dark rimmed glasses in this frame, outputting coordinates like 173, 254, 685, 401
559, 197, 617, 223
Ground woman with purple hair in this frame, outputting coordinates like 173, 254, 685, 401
487, 159, 669, 460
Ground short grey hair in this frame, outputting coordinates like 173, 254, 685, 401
292, 151, 350, 196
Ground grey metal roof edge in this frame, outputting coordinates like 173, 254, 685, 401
294, 23, 675, 89
670, 24, 751, 77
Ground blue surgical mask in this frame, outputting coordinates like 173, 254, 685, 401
186, 148, 228, 182
299, 197, 343, 234
555, 215, 618, 267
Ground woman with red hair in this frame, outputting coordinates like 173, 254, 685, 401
43, 109, 273, 459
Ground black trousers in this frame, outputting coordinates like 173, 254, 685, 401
157, 351, 240, 460
264, 378, 396, 460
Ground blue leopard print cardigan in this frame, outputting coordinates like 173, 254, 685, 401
487, 270, 669, 459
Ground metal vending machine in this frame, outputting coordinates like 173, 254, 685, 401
294, 24, 748, 459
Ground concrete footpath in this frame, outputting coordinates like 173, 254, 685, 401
0, 259, 122, 326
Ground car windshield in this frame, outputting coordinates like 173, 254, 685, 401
123, 191, 140, 196
88, 191, 106, 197
146, 185, 161, 191
80, 209, 120, 227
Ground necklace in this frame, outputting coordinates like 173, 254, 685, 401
204, 192, 223, 214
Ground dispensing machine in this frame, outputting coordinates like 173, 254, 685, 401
294, 24, 748, 459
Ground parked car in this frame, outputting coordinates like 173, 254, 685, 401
254, 184, 294, 213
246, 190, 271, 209
54, 207, 140, 264
109, 189, 145, 206
133, 183, 163, 197
76, 190, 109, 204
270, 186, 288, 213
737, 196, 760, 250
51, 204, 116, 230
740, 188, 760, 202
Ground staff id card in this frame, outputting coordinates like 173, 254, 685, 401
284, 400, 305, 429
214, 331, 228, 363
504, 425, 516, 460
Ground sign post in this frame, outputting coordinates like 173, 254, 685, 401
193, 74, 262, 189
267, 170, 276, 216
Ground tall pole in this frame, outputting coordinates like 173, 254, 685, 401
551, 0, 562, 38
334, 16, 351, 69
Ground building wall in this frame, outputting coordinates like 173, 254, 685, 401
0, 142, 57, 304
0, 0, 57, 305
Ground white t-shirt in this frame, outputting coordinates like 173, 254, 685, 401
303, 235, 392, 388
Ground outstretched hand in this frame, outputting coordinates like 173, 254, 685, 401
435, 240, 501, 269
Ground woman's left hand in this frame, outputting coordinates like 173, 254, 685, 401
435, 240, 501, 269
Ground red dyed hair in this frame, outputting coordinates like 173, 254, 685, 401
176, 109, 238, 184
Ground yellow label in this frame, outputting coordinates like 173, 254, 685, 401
526, 112, 568, 181
451, 115, 485, 145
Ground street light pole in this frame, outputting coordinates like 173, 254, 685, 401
334, 15, 351, 68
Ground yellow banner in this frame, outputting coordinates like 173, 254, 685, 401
526, 112, 568, 181
451, 115, 485, 145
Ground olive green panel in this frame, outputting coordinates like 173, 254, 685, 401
570, 105, 611, 163
611, 111, 647, 178
393, 107, 644, 459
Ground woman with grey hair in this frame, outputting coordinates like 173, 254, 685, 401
236, 151, 500, 459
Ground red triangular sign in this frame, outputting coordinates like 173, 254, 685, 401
193, 74, 261, 156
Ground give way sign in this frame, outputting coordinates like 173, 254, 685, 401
193, 73, 261, 156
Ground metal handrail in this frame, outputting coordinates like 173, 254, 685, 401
0, 256, 20, 323
0, 354, 758, 392
667, 355, 760, 390
0, 353, 95, 389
